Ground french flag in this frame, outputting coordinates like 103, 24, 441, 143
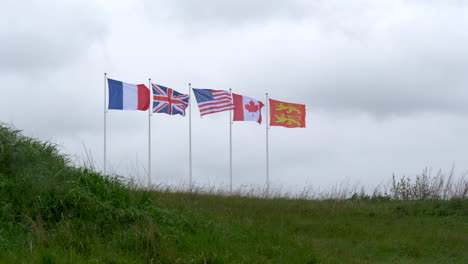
107, 78, 150, 111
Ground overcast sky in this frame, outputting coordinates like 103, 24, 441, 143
2, 0, 468, 192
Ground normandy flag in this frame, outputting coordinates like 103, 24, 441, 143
269, 99, 306, 128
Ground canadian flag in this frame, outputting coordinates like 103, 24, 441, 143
232, 93, 264, 124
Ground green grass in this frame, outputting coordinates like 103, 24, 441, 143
0, 124, 467, 263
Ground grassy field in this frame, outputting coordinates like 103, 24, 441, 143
0, 124, 467, 263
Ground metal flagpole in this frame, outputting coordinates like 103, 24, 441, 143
148, 78, 152, 188
188, 83, 193, 190
229, 88, 233, 194
104, 73, 107, 175
265, 92, 270, 196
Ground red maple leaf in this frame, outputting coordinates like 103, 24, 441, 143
245, 100, 259, 113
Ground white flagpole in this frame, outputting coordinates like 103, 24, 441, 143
148, 78, 152, 188
188, 83, 193, 190
229, 88, 233, 194
265, 92, 270, 196
104, 73, 107, 175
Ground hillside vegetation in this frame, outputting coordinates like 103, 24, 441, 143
0, 124, 467, 263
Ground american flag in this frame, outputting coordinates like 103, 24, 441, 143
192, 88, 234, 116
152, 83, 189, 116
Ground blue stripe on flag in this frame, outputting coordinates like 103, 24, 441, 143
108, 78, 123, 109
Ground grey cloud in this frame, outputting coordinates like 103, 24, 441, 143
197, 2, 468, 117
144, 0, 310, 26
0, 0, 107, 72
143, 1, 466, 37
308, 4, 468, 116
2, 0, 468, 192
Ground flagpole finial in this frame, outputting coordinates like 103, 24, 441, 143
189, 83, 191, 86
149, 78, 151, 81
104, 72, 107, 76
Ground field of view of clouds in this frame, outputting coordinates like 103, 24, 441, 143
2, 0, 468, 192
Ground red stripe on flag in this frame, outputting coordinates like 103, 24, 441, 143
232, 93, 244, 121
137, 84, 150, 111
199, 99, 233, 108
200, 104, 235, 115
201, 107, 235, 116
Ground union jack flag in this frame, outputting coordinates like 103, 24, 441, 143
151, 83, 189, 116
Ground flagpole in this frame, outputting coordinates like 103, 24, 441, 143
188, 83, 193, 190
266, 92, 270, 196
229, 88, 233, 194
148, 78, 152, 188
104, 73, 107, 175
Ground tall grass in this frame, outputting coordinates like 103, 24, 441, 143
145, 169, 467, 201
1, 123, 467, 263
390, 168, 468, 200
